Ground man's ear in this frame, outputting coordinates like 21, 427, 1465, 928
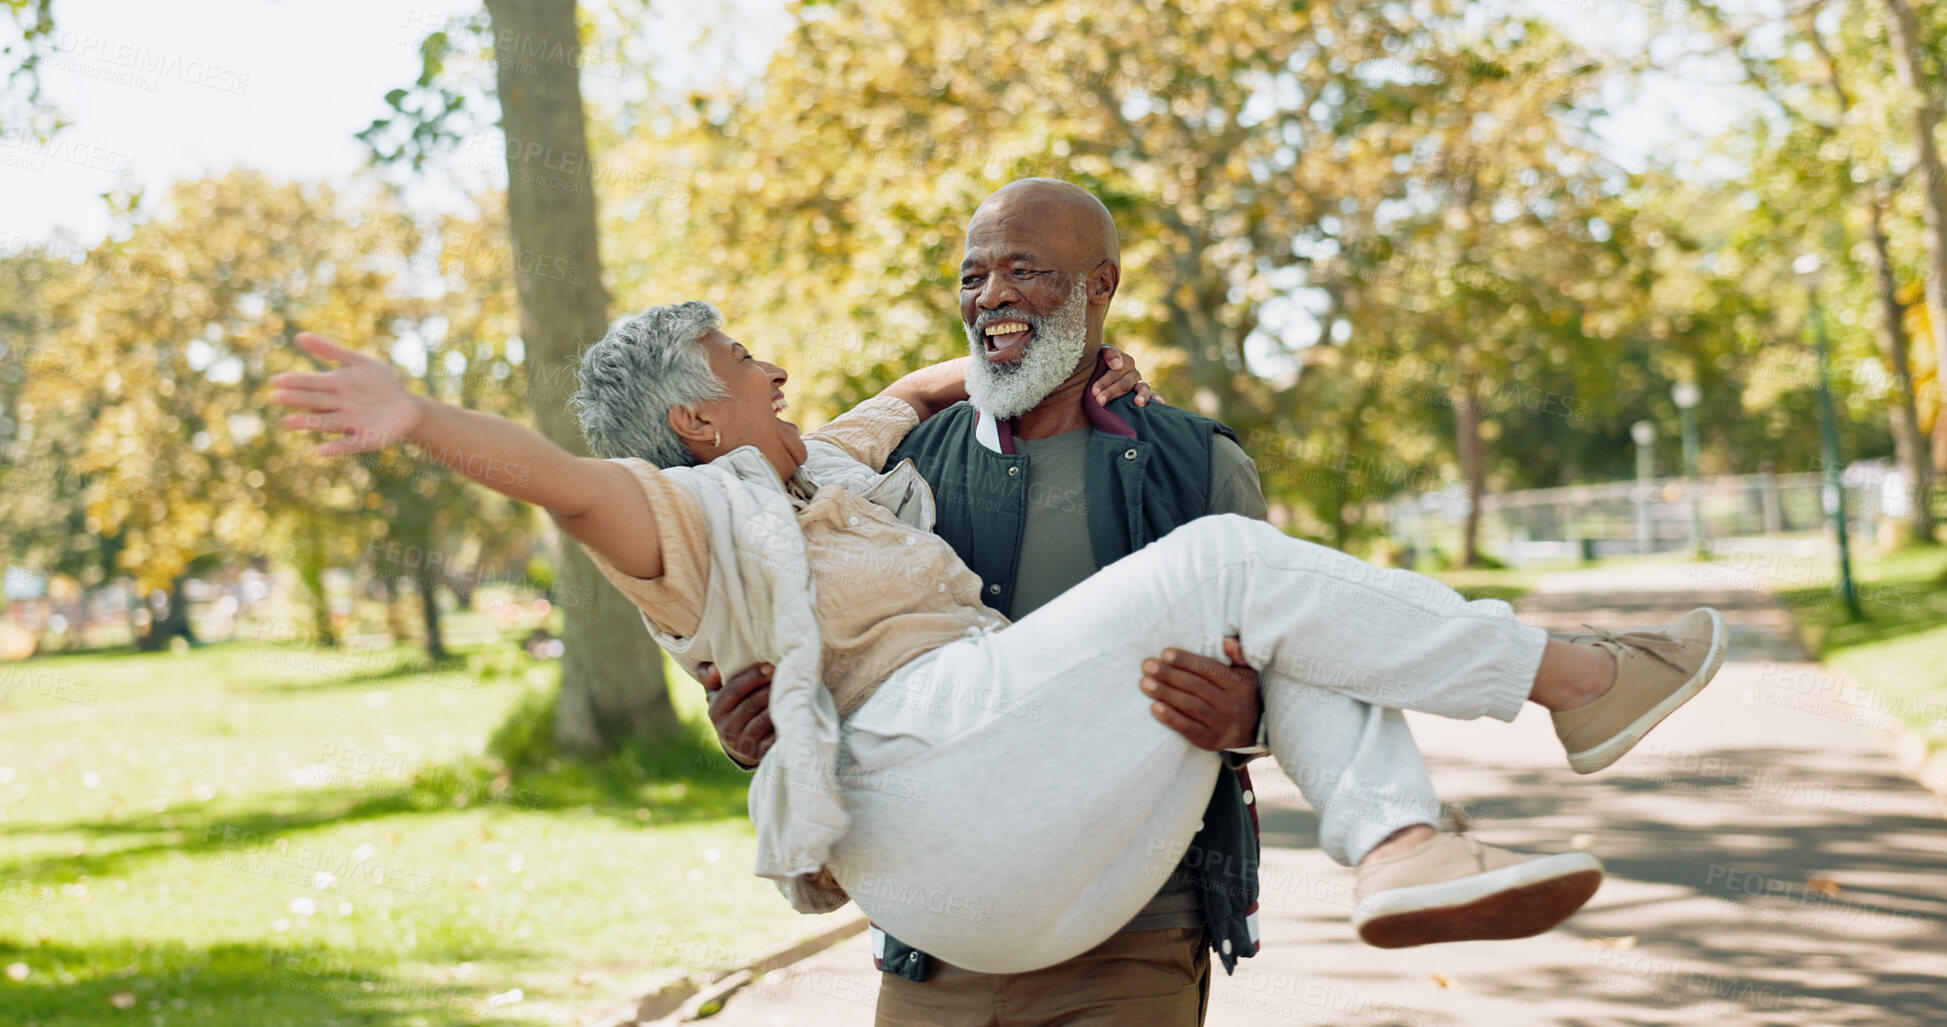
668, 403, 715, 448
1088, 260, 1120, 307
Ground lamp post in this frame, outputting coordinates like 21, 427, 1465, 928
1632, 419, 1656, 554
1673, 380, 1704, 550
1792, 254, 1864, 620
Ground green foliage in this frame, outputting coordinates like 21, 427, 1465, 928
483, 662, 559, 770
598, 0, 1757, 556
1, 172, 543, 659
0, 0, 54, 131
358, 10, 495, 171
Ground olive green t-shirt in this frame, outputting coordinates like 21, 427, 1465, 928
1006, 430, 1267, 620
1006, 428, 1268, 932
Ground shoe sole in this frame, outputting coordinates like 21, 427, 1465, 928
1354, 852, 1604, 949
1566, 608, 1728, 775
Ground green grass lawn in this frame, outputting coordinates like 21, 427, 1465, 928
0, 620, 852, 1026
1772, 544, 1947, 752
1427, 550, 1707, 606
1431, 565, 1545, 606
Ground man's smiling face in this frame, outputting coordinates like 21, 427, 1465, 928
958, 206, 1089, 370
956, 180, 1121, 418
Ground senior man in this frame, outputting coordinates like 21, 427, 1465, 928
701, 179, 1593, 1025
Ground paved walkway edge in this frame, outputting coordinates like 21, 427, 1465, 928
584, 915, 869, 1027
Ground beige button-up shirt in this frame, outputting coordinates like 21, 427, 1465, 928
583, 395, 1007, 716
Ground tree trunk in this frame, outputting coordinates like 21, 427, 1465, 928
1454, 370, 1486, 567
380, 576, 413, 642
166, 575, 198, 643
68, 584, 92, 651
1884, 0, 1947, 498
441, 567, 476, 610
125, 588, 145, 650
299, 513, 336, 648
1937, 416, 1947, 477
140, 574, 197, 651
416, 572, 450, 662
483, 0, 678, 754
1866, 193, 1937, 543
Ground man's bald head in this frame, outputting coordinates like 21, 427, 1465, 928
970, 178, 1120, 268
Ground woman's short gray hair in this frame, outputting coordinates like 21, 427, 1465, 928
571, 300, 728, 467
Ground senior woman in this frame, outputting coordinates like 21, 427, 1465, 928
270, 303, 1726, 973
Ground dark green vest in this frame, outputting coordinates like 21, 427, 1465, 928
879, 390, 1261, 976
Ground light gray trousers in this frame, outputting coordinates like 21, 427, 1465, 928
827, 514, 1544, 974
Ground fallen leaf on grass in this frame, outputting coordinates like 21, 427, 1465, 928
108, 991, 136, 1009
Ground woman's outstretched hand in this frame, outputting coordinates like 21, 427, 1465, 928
270, 332, 422, 457
1093, 345, 1159, 408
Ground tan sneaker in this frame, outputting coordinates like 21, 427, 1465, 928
1553, 608, 1728, 774
1353, 832, 1603, 949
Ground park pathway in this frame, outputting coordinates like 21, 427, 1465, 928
680, 561, 1947, 1027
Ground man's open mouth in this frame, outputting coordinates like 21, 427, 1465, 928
981, 319, 1034, 361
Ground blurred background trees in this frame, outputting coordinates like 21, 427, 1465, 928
612, 0, 1941, 558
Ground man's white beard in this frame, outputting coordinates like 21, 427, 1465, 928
963, 280, 1089, 420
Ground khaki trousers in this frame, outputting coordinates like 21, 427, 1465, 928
874, 926, 1210, 1026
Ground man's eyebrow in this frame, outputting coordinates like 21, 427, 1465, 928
960, 250, 1041, 272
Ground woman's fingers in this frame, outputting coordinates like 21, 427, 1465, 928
316, 424, 390, 457
1092, 345, 1155, 406
281, 410, 382, 457
269, 370, 339, 392
280, 411, 346, 434
1093, 368, 1142, 403
295, 332, 364, 366
271, 386, 340, 412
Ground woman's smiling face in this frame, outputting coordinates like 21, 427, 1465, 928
680, 329, 808, 480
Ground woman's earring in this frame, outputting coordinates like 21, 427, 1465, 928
713, 430, 722, 449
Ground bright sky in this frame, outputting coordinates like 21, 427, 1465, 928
1, 0, 474, 249
0, 0, 792, 250
0, 0, 1752, 256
